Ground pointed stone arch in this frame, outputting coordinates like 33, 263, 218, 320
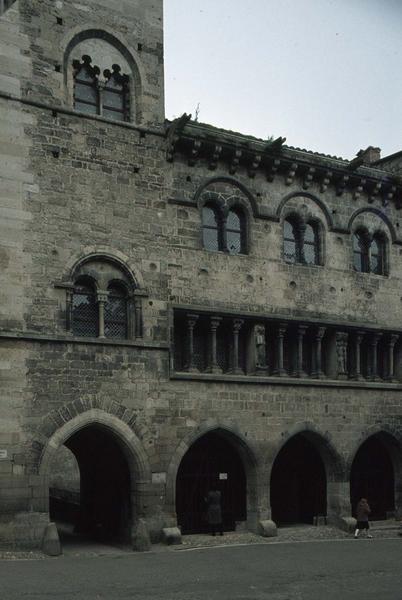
166, 420, 259, 531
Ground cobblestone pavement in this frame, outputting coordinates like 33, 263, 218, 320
0, 520, 400, 560
178, 520, 401, 550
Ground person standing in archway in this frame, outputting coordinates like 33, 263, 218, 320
206, 488, 223, 536
354, 498, 373, 539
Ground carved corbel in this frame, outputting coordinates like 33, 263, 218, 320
336, 174, 349, 196
320, 170, 332, 193
188, 139, 202, 166
285, 163, 298, 186
208, 144, 222, 170
266, 159, 280, 182
353, 177, 366, 201
248, 153, 262, 178
229, 149, 242, 175
368, 181, 382, 204
302, 167, 315, 190
382, 185, 396, 207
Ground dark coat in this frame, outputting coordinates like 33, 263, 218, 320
206, 490, 222, 524
356, 499, 371, 522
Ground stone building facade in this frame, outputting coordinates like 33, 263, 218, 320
0, 0, 401, 548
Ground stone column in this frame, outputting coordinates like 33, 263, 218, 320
133, 290, 147, 338
184, 313, 199, 372
335, 332, 349, 380
295, 325, 308, 377
274, 323, 287, 376
311, 326, 326, 378
254, 323, 268, 374
385, 334, 399, 381
65, 288, 73, 332
207, 316, 222, 374
96, 291, 108, 338
370, 333, 382, 381
229, 319, 244, 374
353, 331, 364, 380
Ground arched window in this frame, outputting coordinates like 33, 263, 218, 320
72, 280, 98, 337
72, 55, 100, 115
202, 204, 223, 251
105, 283, 128, 339
371, 234, 386, 275
284, 219, 298, 264
304, 222, 320, 265
103, 65, 130, 122
353, 230, 370, 273
226, 208, 246, 255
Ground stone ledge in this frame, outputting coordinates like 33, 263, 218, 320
0, 330, 169, 350
171, 371, 402, 390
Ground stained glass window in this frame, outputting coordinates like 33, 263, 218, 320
202, 205, 221, 251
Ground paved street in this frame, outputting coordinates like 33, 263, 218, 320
1, 538, 401, 600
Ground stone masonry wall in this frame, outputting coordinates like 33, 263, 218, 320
0, 0, 400, 547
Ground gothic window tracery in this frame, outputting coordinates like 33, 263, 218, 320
103, 65, 130, 121
72, 56, 130, 122
73, 55, 100, 115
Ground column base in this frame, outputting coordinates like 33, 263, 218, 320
205, 365, 223, 374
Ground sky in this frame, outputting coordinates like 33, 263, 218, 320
164, 0, 402, 160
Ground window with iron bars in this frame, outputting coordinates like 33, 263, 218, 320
71, 280, 129, 339
202, 204, 247, 254
284, 218, 320, 265
353, 230, 387, 275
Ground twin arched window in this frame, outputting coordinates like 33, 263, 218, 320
202, 204, 247, 254
353, 230, 386, 275
73, 56, 130, 122
72, 278, 128, 338
284, 218, 320, 265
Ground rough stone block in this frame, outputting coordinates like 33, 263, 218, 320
162, 526, 182, 545
42, 522, 61, 556
335, 516, 356, 533
132, 518, 151, 552
258, 520, 277, 537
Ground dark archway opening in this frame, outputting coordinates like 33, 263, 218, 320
270, 434, 327, 525
176, 431, 247, 534
350, 436, 395, 520
49, 425, 131, 543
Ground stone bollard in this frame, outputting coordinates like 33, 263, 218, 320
42, 522, 62, 556
162, 527, 182, 545
132, 519, 151, 552
258, 520, 277, 537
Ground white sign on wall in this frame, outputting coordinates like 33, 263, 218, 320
0, 449, 7, 460
219, 473, 228, 480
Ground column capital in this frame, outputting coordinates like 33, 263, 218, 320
186, 313, 199, 327
233, 318, 244, 332
96, 290, 109, 303
315, 326, 326, 339
210, 316, 222, 331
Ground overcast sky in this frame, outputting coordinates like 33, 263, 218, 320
164, 0, 402, 160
